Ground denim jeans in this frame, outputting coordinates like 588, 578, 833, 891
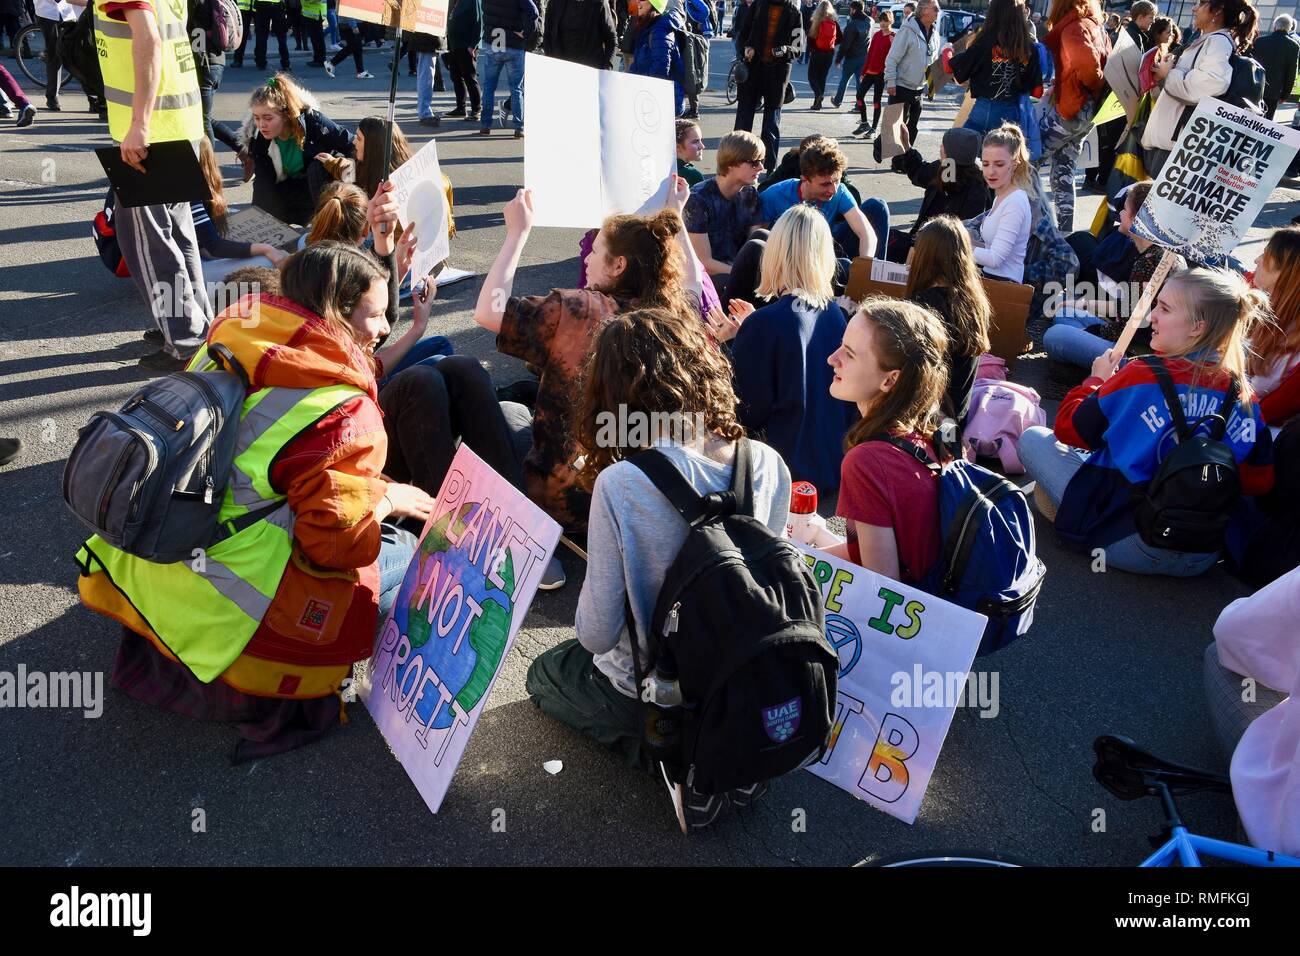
1042, 309, 1111, 369
379, 335, 454, 385
378, 523, 420, 619
198, 63, 223, 146
416, 51, 438, 119
478, 46, 525, 131
962, 98, 1020, 141
1019, 426, 1219, 577
830, 197, 890, 259
832, 55, 866, 105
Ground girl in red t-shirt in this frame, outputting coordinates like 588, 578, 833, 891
824, 299, 950, 583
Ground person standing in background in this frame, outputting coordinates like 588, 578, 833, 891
882, 0, 939, 147
831, 0, 870, 109
253, 0, 292, 72
733, 0, 801, 173
806, 0, 839, 109
92, 0, 211, 371
1251, 14, 1299, 120
444, 0, 483, 120
34, 0, 84, 114
544, 0, 618, 68
233, 0, 254, 68
300, 0, 326, 67
800, 0, 815, 63
478, 0, 538, 138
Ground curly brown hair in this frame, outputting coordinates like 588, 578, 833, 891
575, 308, 745, 492
596, 209, 692, 314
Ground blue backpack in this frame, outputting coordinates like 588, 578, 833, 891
871, 436, 1046, 655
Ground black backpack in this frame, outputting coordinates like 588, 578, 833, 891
57, 5, 105, 102
1172, 35, 1266, 139
1133, 356, 1242, 554
626, 440, 837, 795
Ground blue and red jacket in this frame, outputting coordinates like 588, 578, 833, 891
1054, 354, 1275, 550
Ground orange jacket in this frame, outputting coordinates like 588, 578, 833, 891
1044, 5, 1109, 120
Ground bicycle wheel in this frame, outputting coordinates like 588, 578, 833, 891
726, 61, 739, 105
860, 849, 1038, 867
15, 23, 57, 90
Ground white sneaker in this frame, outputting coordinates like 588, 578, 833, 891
356, 71, 374, 79
323, 61, 335, 78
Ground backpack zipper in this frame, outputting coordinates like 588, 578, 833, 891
128, 396, 184, 432
664, 602, 681, 637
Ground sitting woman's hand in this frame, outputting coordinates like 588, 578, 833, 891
238, 150, 255, 183
706, 305, 742, 343
1091, 346, 1123, 382
383, 482, 434, 523
412, 274, 436, 329
668, 175, 691, 215
728, 298, 756, 322
503, 188, 535, 236
253, 243, 288, 266
367, 181, 401, 236
396, 224, 418, 281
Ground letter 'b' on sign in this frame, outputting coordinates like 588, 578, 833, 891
860, 713, 919, 803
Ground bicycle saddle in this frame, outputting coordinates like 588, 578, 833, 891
1092, 734, 1231, 801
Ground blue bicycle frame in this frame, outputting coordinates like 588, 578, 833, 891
1142, 825, 1300, 867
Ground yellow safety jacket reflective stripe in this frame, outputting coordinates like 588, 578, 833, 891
93, 0, 204, 144
76, 383, 362, 684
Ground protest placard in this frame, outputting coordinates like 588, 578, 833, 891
222, 206, 301, 249
796, 546, 986, 824
361, 445, 562, 814
523, 53, 675, 229
1079, 125, 1100, 169
1092, 92, 1127, 128
879, 102, 908, 161
1132, 99, 1300, 261
338, 0, 447, 35
388, 139, 451, 286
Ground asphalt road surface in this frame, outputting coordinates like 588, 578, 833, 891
2, 40, 1297, 866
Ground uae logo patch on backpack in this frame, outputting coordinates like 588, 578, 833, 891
762, 697, 802, 744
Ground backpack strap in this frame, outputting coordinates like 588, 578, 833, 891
728, 437, 755, 519
208, 342, 251, 390
866, 434, 943, 474
1211, 375, 1240, 441
1141, 356, 1190, 441
628, 440, 752, 529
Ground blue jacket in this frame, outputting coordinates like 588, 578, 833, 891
684, 0, 714, 38
630, 11, 685, 82
730, 294, 858, 491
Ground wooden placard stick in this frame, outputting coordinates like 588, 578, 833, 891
559, 535, 588, 562
1110, 248, 1179, 360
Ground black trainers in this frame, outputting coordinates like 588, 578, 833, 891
0, 437, 21, 468
725, 779, 771, 809
15, 104, 36, 128
445, 107, 467, 118
142, 328, 164, 347
661, 764, 728, 832
138, 348, 196, 373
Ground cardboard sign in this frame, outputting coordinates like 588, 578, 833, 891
523, 53, 675, 229
797, 546, 986, 825
222, 206, 301, 249
388, 139, 451, 285
361, 445, 561, 814
1079, 125, 1100, 169
338, 0, 447, 35
879, 101, 908, 160
1132, 99, 1300, 262
844, 258, 1034, 368
952, 91, 975, 129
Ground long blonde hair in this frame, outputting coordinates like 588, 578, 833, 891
810, 0, 837, 38
1162, 267, 1271, 409
981, 122, 1036, 194
756, 205, 836, 310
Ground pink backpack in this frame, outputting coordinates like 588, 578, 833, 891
963, 378, 1046, 474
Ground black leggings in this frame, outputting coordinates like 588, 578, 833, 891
379, 356, 526, 497
330, 23, 364, 71
858, 71, 884, 126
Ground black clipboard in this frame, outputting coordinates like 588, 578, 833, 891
96, 139, 212, 208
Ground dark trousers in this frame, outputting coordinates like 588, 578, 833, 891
304, 16, 325, 62
526, 639, 646, 770
858, 71, 884, 125
378, 355, 526, 496
889, 85, 923, 144
723, 229, 770, 307
1264, 97, 1279, 121
37, 17, 73, 107
197, 62, 224, 146
734, 60, 791, 173
254, 2, 291, 70
286, 4, 304, 46
446, 48, 480, 112
330, 22, 363, 70
235, 8, 253, 63
808, 48, 834, 102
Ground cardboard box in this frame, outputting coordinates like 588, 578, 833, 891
844, 258, 1034, 369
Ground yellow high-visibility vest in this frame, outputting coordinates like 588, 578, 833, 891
76, 383, 362, 684
93, 0, 204, 144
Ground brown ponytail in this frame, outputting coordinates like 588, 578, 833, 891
1205, 0, 1259, 51
595, 209, 691, 315
307, 182, 369, 246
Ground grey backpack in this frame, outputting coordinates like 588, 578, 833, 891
63, 345, 254, 564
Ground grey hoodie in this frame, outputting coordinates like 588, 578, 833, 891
883, 13, 939, 92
